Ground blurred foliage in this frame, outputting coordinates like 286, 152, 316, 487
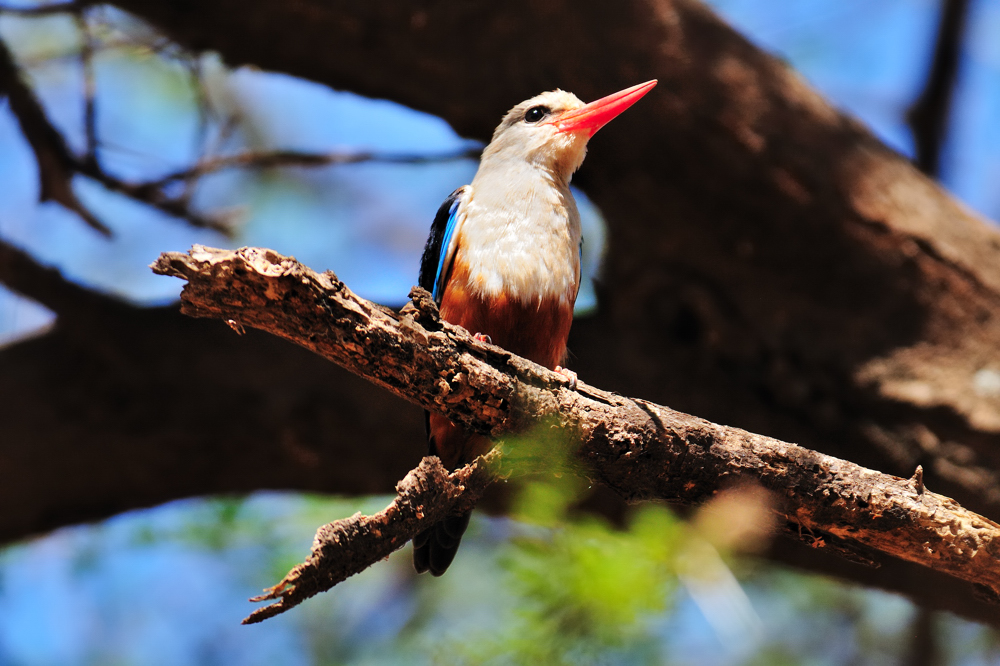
446, 426, 684, 664
489, 506, 680, 665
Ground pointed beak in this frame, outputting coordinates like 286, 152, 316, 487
549, 80, 657, 136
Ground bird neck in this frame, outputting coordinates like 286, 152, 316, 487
480, 123, 589, 183
474, 153, 573, 200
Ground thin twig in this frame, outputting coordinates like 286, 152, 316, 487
2, 32, 479, 237
77, 164, 239, 234
3, 37, 165, 69
183, 55, 212, 204
74, 8, 99, 167
2, 16, 480, 238
0, 37, 234, 235
903, 607, 941, 666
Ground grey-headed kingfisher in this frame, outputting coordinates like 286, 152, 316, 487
413, 80, 657, 575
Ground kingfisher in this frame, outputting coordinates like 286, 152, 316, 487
413, 80, 658, 576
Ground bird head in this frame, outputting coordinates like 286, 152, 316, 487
482, 80, 657, 183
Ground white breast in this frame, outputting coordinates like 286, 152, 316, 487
458, 167, 582, 307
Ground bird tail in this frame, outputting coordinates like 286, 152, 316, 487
412, 510, 472, 576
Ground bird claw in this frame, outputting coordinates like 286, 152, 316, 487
473, 332, 492, 344
555, 366, 578, 390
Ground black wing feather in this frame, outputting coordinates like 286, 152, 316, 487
418, 187, 464, 298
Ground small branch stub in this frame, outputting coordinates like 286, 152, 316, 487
912, 465, 925, 494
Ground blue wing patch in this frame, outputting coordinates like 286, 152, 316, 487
418, 186, 467, 303
433, 198, 462, 300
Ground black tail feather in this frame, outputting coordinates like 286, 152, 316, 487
412, 510, 473, 576
412, 528, 433, 574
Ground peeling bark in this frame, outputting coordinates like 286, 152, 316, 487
152, 245, 1000, 619
243, 454, 496, 624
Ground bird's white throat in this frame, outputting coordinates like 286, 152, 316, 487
458, 166, 582, 307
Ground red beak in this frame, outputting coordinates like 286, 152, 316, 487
549, 80, 657, 136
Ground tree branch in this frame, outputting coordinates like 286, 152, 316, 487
243, 453, 497, 624
0, 35, 233, 234
0, 237, 109, 316
0, 38, 111, 235
137, 147, 481, 191
0, 1, 92, 15
2, 26, 479, 237
152, 245, 1000, 622
74, 8, 99, 166
907, 0, 971, 176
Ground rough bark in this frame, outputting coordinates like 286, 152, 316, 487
153, 245, 1000, 622
243, 454, 497, 624
2, 242, 997, 626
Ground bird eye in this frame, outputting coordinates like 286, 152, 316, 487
524, 106, 550, 124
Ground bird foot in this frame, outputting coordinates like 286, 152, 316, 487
473, 332, 492, 344
555, 366, 578, 390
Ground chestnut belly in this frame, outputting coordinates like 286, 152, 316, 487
430, 276, 576, 468
439, 286, 574, 370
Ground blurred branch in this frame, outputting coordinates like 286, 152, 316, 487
139, 147, 481, 190
90, 147, 479, 233
243, 452, 497, 624
182, 55, 214, 204
0, 38, 111, 235
74, 9, 99, 166
904, 607, 941, 666
0, 237, 107, 315
152, 245, 1000, 622
907, 0, 971, 176
0, 1, 91, 15
0, 36, 232, 234
1, 29, 478, 237
79, 165, 239, 233
0, 37, 174, 68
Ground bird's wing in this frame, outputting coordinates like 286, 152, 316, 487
419, 186, 469, 303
